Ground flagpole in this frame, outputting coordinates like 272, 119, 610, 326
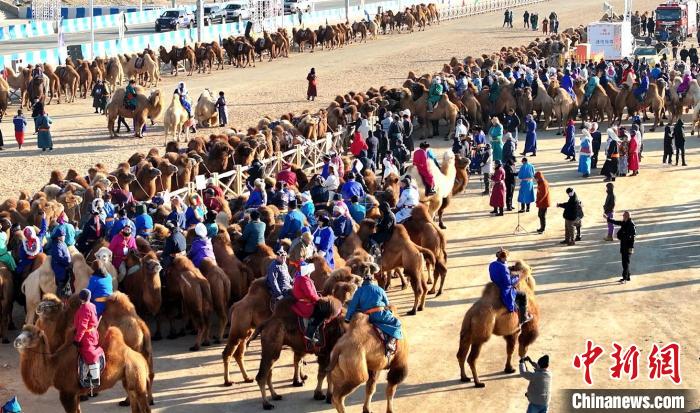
89, 0, 95, 59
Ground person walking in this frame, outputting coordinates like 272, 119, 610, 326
36, 110, 53, 151
535, 171, 550, 234
489, 117, 504, 162
522, 114, 537, 156
628, 130, 640, 176
606, 211, 636, 283
601, 128, 620, 182
31, 98, 43, 134
503, 9, 510, 28
523, 10, 530, 28
490, 160, 506, 216
481, 143, 493, 195
215, 91, 228, 127
662, 125, 674, 164
542, 18, 549, 34
561, 119, 576, 161
557, 187, 582, 246
306, 68, 317, 101
517, 158, 536, 212
603, 182, 616, 241
90, 80, 108, 114
504, 108, 520, 141
11, 109, 26, 150
520, 355, 551, 413
673, 119, 686, 166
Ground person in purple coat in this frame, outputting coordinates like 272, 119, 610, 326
188, 223, 216, 267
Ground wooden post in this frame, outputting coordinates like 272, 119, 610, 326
187, 181, 196, 197
276, 152, 283, 173
234, 165, 243, 196
295, 145, 302, 167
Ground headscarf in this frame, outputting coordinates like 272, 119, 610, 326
194, 223, 207, 239
56, 212, 67, 224
22, 227, 41, 257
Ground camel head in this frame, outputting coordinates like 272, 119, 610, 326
509, 260, 535, 292
95, 247, 113, 265
13, 325, 45, 350
35, 293, 64, 319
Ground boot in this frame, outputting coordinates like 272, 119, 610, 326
517, 303, 533, 325
385, 336, 397, 358
304, 320, 321, 343
425, 186, 436, 196
604, 235, 614, 241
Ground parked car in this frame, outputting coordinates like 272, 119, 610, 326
196, 5, 227, 26
284, 0, 312, 14
632, 46, 671, 66
155, 9, 194, 32
224, 1, 251, 22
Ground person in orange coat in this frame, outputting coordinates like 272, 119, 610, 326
535, 171, 551, 234
73, 289, 104, 366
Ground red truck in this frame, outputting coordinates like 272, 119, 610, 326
655, 0, 698, 40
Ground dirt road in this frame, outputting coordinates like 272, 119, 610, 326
1, 0, 699, 412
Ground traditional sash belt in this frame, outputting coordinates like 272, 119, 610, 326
94, 297, 109, 303
364, 306, 385, 315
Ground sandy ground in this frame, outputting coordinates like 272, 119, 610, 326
1, 0, 700, 412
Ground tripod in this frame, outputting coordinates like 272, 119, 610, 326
513, 208, 528, 235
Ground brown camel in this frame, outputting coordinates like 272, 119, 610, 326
55, 65, 80, 103
14, 324, 151, 413
615, 81, 665, 130
42, 63, 62, 104
35, 292, 155, 405
359, 221, 434, 315
574, 80, 614, 124
253, 296, 345, 409
106, 87, 163, 138
160, 45, 196, 76
121, 249, 163, 339
457, 260, 540, 387
0, 76, 8, 122
532, 80, 554, 129
132, 161, 162, 201
328, 310, 408, 413
403, 204, 448, 296
198, 258, 231, 343
477, 79, 517, 123
0, 264, 12, 343
212, 230, 255, 301
3, 67, 30, 107
548, 80, 577, 134
164, 256, 212, 351
76, 60, 93, 99
123, 52, 160, 86
222, 278, 272, 385
396, 84, 458, 139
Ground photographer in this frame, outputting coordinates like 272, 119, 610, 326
520, 355, 551, 413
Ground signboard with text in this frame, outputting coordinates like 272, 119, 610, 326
588, 21, 632, 60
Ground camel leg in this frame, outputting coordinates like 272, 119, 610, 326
385, 377, 400, 413
419, 275, 428, 311
468, 340, 487, 388
292, 352, 306, 387
503, 334, 517, 374
256, 334, 283, 410
222, 337, 238, 386
331, 376, 363, 413
235, 334, 254, 383
59, 391, 80, 413
457, 335, 472, 382
406, 269, 421, 316
437, 197, 449, 230
359, 370, 378, 413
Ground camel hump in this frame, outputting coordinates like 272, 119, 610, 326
595, 84, 607, 95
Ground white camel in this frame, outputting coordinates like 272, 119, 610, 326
194, 88, 218, 127
163, 92, 192, 145
406, 150, 457, 229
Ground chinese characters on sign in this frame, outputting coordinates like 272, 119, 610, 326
572, 341, 682, 385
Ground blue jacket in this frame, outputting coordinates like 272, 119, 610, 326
245, 190, 267, 209
345, 279, 403, 339
340, 180, 365, 201
241, 220, 266, 253
134, 213, 153, 238
13, 115, 27, 132
87, 274, 113, 317
167, 210, 187, 230
332, 215, 353, 240
313, 226, 336, 269
489, 260, 518, 312
162, 229, 186, 268
348, 203, 367, 223
300, 201, 317, 227
51, 223, 76, 247
185, 206, 206, 228
279, 209, 306, 240
265, 260, 292, 300
51, 241, 71, 283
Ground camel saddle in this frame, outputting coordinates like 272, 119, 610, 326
134, 57, 145, 69
297, 315, 329, 352
78, 352, 105, 390
371, 325, 397, 364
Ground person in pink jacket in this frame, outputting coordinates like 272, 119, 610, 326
73, 289, 104, 366
413, 142, 436, 195
109, 225, 137, 280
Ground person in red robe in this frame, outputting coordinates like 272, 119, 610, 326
306, 68, 317, 101
413, 142, 436, 195
276, 163, 298, 188
73, 289, 103, 366
628, 131, 640, 176
350, 130, 368, 157
490, 160, 506, 216
291, 263, 329, 343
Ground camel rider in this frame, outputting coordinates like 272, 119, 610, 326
488, 73, 500, 104
279, 198, 306, 241
560, 70, 576, 103
489, 248, 532, 326
266, 247, 292, 303
331, 205, 353, 247
294, 259, 328, 344
583, 73, 599, 105
189, 223, 215, 267
471, 70, 482, 92
31, 64, 43, 80
15, 222, 46, 277
621, 63, 635, 86
175, 81, 193, 119
455, 71, 468, 98
427, 76, 443, 113
677, 70, 692, 98
413, 141, 436, 196
76, 199, 105, 255
634, 71, 649, 102
289, 227, 315, 273
345, 263, 403, 358
0, 218, 17, 273
367, 202, 395, 259
73, 289, 104, 390
395, 176, 419, 224
109, 225, 136, 282
51, 227, 72, 298
514, 73, 529, 91
124, 79, 138, 111
340, 172, 365, 202
313, 215, 336, 269
160, 220, 186, 278
87, 261, 113, 318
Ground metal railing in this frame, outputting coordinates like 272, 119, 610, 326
439, 0, 549, 21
